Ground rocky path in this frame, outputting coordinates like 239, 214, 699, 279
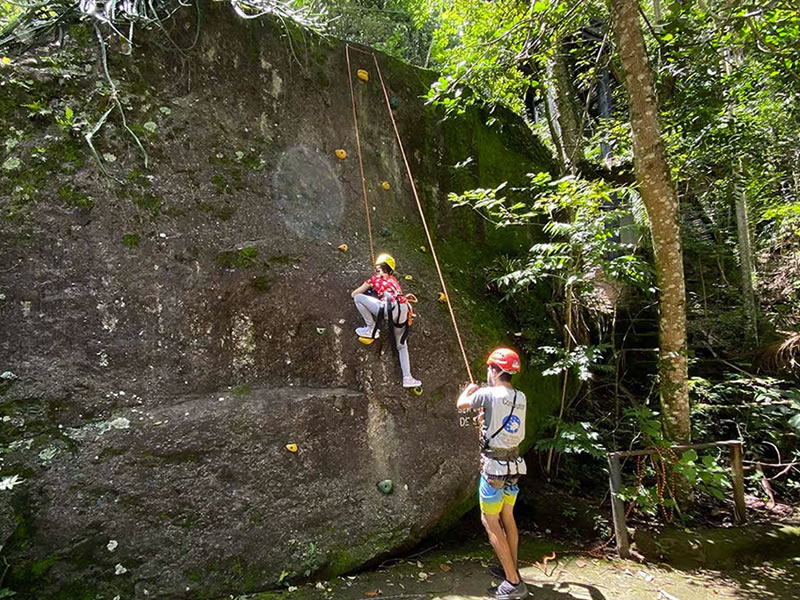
235, 530, 800, 600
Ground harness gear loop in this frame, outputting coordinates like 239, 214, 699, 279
364, 293, 413, 346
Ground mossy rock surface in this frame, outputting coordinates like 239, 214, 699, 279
0, 3, 556, 598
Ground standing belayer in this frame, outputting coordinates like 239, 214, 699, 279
456, 348, 528, 600
351, 253, 422, 389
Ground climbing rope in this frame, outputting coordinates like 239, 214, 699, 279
638, 445, 679, 524
345, 44, 375, 265
345, 45, 475, 384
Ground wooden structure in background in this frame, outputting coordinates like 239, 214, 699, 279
607, 440, 746, 559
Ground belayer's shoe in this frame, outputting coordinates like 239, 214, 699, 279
356, 327, 379, 339
402, 376, 422, 388
489, 579, 528, 599
489, 564, 522, 581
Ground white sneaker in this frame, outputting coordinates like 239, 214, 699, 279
492, 579, 528, 599
356, 327, 379, 339
402, 376, 422, 388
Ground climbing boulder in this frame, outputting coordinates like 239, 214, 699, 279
0, 4, 556, 598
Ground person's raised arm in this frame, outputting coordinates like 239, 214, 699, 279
351, 281, 370, 298
456, 383, 480, 410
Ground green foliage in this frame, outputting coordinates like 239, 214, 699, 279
58, 186, 94, 210
55, 106, 74, 130
625, 406, 662, 445
690, 374, 800, 500
451, 171, 651, 384
452, 173, 652, 298
656, 1, 800, 336
217, 247, 260, 269
539, 344, 610, 382
534, 418, 606, 459
122, 233, 140, 248
301, 0, 433, 64
674, 449, 731, 502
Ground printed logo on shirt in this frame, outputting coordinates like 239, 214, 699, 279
503, 415, 521, 434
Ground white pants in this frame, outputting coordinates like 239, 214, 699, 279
354, 293, 412, 379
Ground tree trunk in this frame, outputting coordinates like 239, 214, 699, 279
723, 49, 758, 345
609, 0, 691, 443
543, 84, 569, 175
545, 41, 584, 174
734, 159, 758, 345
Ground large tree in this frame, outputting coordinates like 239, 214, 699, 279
609, 0, 690, 442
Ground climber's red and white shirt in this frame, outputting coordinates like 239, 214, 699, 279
366, 274, 407, 304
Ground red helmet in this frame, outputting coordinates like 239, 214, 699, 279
486, 347, 521, 374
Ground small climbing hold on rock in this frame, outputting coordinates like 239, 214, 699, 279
357, 69, 369, 82
419, 245, 426, 253
286, 443, 298, 453
315, 327, 326, 335
381, 181, 390, 190
389, 96, 400, 109
335, 149, 347, 160
438, 292, 447, 303
404, 274, 413, 280
338, 243, 349, 252
377, 479, 393, 494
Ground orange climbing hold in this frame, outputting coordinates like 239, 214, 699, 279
357, 69, 369, 82
335, 149, 347, 160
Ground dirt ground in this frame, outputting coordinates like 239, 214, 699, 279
241, 529, 800, 600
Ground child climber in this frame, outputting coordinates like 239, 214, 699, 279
351, 253, 422, 389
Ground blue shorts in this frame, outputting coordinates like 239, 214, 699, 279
478, 475, 519, 515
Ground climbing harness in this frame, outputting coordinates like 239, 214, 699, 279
359, 292, 416, 348
480, 390, 527, 482
345, 44, 475, 390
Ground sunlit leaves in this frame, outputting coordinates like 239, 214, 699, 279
534, 417, 606, 458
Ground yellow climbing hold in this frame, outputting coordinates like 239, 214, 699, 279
357, 69, 369, 82
338, 243, 349, 252
404, 274, 413, 281
381, 181, 391, 190
358, 336, 376, 345
438, 292, 448, 303
419, 246, 427, 253
335, 149, 347, 160
286, 443, 298, 453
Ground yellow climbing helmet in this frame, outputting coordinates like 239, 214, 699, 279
375, 253, 396, 272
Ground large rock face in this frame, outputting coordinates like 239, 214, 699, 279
0, 5, 555, 598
